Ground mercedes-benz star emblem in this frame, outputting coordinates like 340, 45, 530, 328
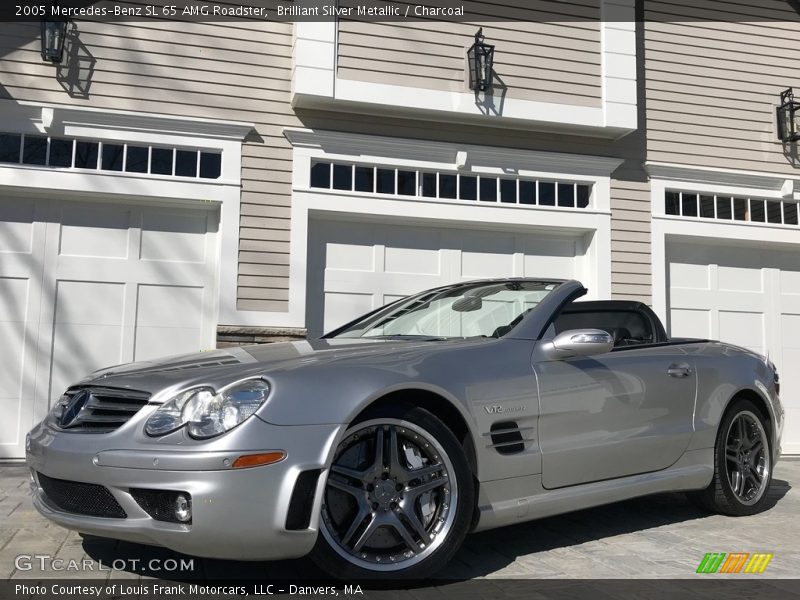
59, 390, 91, 428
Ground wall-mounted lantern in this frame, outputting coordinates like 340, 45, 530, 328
777, 88, 800, 143
467, 28, 494, 92
40, 1, 68, 64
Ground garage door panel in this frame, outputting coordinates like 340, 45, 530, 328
324, 292, 373, 333
525, 237, 578, 258
327, 245, 375, 272
462, 250, 514, 278
523, 254, 576, 280
54, 280, 126, 326
140, 211, 209, 264
385, 246, 440, 275
781, 270, 800, 294
670, 289, 765, 313
136, 285, 204, 328
0, 200, 35, 254
50, 322, 127, 400
54, 259, 210, 287
134, 285, 206, 361
669, 261, 710, 290
718, 310, 764, 355
59, 205, 131, 259
309, 218, 582, 337
50, 280, 127, 401
717, 266, 763, 293
0, 278, 29, 401
670, 307, 711, 338
325, 270, 442, 294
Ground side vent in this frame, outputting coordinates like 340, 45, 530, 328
285, 469, 321, 530
488, 421, 530, 455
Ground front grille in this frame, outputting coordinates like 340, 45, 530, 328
37, 472, 127, 519
56, 386, 151, 432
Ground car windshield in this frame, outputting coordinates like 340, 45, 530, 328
329, 280, 561, 340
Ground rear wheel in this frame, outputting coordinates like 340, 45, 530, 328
311, 405, 474, 579
689, 399, 772, 515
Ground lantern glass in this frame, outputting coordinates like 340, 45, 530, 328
467, 30, 495, 92
40, 18, 67, 64
777, 88, 800, 143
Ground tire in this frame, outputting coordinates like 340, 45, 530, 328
688, 399, 773, 516
310, 404, 474, 580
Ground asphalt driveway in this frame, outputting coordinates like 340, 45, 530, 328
0, 461, 797, 581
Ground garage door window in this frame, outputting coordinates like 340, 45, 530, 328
0, 132, 222, 180
665, 190, 799, 226
310, 160, 593, 209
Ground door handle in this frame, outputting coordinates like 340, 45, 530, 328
667, 363, 692, 378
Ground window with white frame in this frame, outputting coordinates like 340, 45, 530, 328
0, 132, 222, 180
310, 160, 593, 209
665, 190, 799, 226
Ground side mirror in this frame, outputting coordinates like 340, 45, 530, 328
544, 329, 613, 359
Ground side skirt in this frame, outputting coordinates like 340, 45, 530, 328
473, 448, 713, 532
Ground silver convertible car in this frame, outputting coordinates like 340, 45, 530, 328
26, 279, 783, 578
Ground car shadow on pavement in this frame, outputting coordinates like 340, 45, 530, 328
81, 481, 791, 582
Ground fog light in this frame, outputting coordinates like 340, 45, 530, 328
174, 494, 192, 523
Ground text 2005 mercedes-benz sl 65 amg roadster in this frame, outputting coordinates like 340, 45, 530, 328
26, 279, 783, 578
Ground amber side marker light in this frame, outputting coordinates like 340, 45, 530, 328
232, 452, 286, 469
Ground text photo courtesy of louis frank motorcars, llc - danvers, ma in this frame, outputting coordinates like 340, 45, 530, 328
1, 0, 800, 599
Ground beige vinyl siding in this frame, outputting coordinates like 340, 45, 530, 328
0, 19, 296, 313
644, 1, 800, 173
337, 0, 603, 108
611, 176, 651, 301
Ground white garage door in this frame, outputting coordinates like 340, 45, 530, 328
668, 239, 800, 454
0, 198, 218, 458
306, 217, 583, 336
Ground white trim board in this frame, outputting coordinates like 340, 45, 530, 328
7, 101, 256, 141
292, 0, 637, 138
284, 128, 624, 181
646, 162, 800, 198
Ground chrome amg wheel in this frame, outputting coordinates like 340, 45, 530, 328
688, 398, 773, 516
312, 406, 473, 578
725, 411, 770, 506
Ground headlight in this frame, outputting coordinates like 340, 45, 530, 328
144, 388, 203, 436
144, 379, 270, 439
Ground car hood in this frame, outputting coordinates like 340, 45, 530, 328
76, 338, 477, 399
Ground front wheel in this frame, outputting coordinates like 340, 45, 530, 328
310, 405, 474, 579
689, 399, 773, 516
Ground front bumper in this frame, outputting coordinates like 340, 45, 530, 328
26, 417, 343, 561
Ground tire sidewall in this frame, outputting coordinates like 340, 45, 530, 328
311, 404, 475, 580
715, 399, 772, 515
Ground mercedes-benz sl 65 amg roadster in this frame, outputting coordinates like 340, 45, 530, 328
26, 279, 783, 578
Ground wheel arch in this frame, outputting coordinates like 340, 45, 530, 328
723, 387, 774, 454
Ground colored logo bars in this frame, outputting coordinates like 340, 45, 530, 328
696, 553, 773, 574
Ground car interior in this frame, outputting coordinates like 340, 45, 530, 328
552, 307, 655, 348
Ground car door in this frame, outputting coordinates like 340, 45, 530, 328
534, 343, 697, 489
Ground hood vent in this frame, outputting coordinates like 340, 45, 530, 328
488, 421, 531, 455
